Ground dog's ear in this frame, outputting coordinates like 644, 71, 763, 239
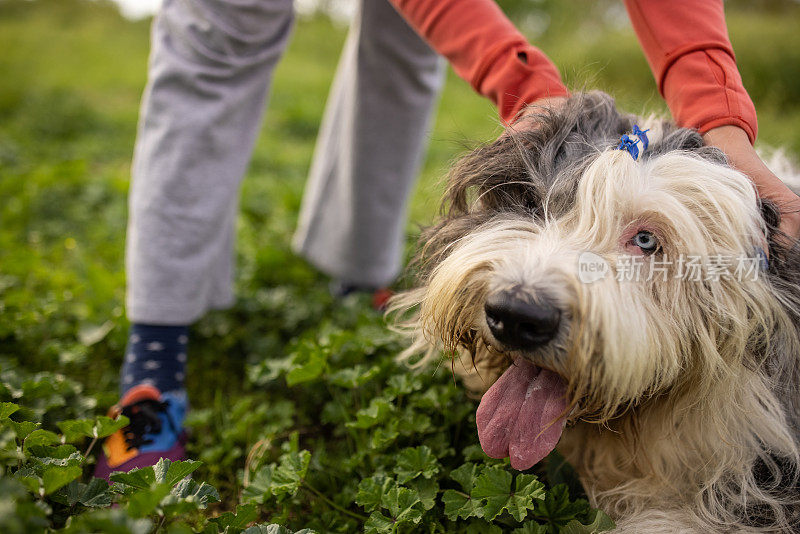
442, 134, 546, 219
442, 91, 638, 221
762, 198, 800, 322
761, 198, 781, 231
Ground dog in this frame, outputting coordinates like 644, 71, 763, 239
392, 92, 800, 532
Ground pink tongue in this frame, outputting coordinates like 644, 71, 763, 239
476, 359, 567, 470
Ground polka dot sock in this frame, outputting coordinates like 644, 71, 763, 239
120, 324, 188, 396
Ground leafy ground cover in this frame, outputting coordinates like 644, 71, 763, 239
1, 0, 799, 531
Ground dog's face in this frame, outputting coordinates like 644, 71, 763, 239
397, 93, 793, 471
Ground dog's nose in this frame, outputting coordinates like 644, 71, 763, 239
484, 291, 560, 350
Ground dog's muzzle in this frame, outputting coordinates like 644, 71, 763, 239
484, 290, 560, 350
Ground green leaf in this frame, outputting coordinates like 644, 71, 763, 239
76, 478, 114, 507
170, 478, 220, 504
355, 475, 395, 513
0, 478, 49, 531
125, 483, 171, 517
244, 525, 292, 534
385, 374, 424, 396
57, 418, 95, 442
545, 449, 586, 499
506, 474, 545, 522
153, 458, 201, 486
242, 465, 273, 504
463, 444, 491, 463
54, 478, 113, 508
61, 508, 152, 534
328, 365, 380, 388
42, 464, 82, 494
364, 512, 395, 534
167, 521, 195, 534
160, 479, 220, 517
7, 420, 40, 440
380, 485, 423, 524
397, 413, 433, 436
346, 398, 394, 429
286, 341, 327, 386
209, 503, 259, 530
0, 402, 19, 420
26, 443, 79, 460
407, 477, 438, 511
450, 463, 481, 493
465, 521, 504, 534
23, 429, 60, 452
369, 420, 399, 450
110, 466, 156, 490
471, 466, 513, 521
533, 484, 591, 528
93, 415, 129, 438
242, 523, 317, 534
561, 509, 616, 533
442, 489, 484, 520
270, 450, 310, 498
12, 467, 42, 494
511, 522, 548, 534
30, 450, 83, 469
468, 468, 546, 523
393, 445, 440, 484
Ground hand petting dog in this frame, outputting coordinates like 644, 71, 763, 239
703, 125, 800, 241
516, 99, 800, 242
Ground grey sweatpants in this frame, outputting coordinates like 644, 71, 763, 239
126, 0, 444, 325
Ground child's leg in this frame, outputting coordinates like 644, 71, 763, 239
293, 0, 445, 290
97, 0, 294, 478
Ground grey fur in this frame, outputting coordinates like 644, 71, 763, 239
416, 92, 730, 277
407, 91, 800, 526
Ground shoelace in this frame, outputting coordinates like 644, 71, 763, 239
119, 398, 178, 450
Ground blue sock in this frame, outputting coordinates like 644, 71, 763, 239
120, 324, 188, 396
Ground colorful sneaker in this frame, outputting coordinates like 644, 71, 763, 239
330, 280, 393, 310
94, 384, 188, 480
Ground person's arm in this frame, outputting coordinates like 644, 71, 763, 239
624, 0, 756, 141
389, 0, 569, 123
625, 0, 800, 240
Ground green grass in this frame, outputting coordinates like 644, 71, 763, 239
1, 0, 799, 531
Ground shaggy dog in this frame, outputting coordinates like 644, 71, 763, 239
393, 93, 800, 532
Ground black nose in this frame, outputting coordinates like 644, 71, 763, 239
484, 291, 560, 350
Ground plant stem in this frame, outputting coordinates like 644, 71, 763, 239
153, 515, 166, 533
303, 483, 368, 521
83, 436, 98, 459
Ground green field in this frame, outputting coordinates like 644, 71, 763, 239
1, 0, 799, 531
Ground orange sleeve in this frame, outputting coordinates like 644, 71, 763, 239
624, 0, 758, 143
390, 0, 569, 123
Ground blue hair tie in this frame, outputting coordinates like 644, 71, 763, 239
617, 134, 640, 160
632, 124, 650, 151
616, 125, 650, 161
755, 248, 769, 271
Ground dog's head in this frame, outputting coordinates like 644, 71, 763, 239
394, 92, 800, 471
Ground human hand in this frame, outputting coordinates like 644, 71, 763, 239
502, 96, 569, 137
516, 96, 569, 122
702, 125, 800, 242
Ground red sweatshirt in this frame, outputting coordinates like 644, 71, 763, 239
390, 0, 758, 143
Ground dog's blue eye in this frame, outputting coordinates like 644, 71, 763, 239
633, 231, 658, 253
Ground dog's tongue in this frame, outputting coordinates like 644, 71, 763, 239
476, 359, 567, 470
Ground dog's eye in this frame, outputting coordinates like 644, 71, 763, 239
631, 231, 658, 254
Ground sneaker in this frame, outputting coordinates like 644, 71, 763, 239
94, 384, 188, 480
329, 280, 393, 310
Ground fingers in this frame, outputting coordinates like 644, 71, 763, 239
703, 125, 800, 242
500, 96, 569, 138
